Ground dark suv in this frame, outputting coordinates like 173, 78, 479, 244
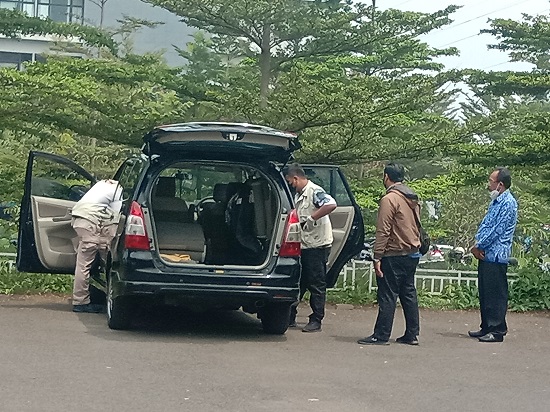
17, 122, 364, 334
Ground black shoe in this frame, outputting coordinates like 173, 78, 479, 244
468, 329, 487, 338
72, 303, 104, 313
302, 320, 322, 333
357, 335, 389, 345
396, 335, 419, 346
478, 332, 504, 343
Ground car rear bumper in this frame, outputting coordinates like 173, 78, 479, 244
114, 279, 299, 303
109, 253, 301, 306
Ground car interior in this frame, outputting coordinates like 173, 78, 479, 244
150, 163, 279, 266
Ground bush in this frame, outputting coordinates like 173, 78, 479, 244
509, 262, 550, 311
327, 286, 377, 306
417, 285, 478, 310
0, 266, 72, 295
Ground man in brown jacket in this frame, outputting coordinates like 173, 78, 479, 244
358, 163, 422, 346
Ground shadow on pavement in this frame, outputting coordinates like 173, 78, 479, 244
1, 297, 288, 342
78, 305, 288, 344
436, 331, 471, 339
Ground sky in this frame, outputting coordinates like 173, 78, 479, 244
379, 0, 550, 71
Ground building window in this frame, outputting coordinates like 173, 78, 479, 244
0, 51, 34, 70
0, 0, 84, 23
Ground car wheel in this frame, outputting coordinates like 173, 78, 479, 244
107, 278, 133, 330
260, 303, 291, 335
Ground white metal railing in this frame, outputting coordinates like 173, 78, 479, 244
0, 252, 16, 272
333, 260, 517, 295
0, 253, 515, 296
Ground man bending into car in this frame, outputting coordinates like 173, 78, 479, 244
71, 180, 123, 313
284, 164, 337, 333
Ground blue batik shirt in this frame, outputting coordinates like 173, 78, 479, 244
475, 190, 518, 264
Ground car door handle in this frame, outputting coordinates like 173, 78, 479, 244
52, 216, 72, 222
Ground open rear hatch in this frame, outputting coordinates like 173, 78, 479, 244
142, 122, 300, 163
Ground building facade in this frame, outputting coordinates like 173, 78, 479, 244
0, 0, 191, 68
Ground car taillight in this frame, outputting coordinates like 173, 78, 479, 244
124, 201, 150, 250
279, 209, 301, 257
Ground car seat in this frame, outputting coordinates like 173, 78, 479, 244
225, 182, 263, 265
151, 176, 192, 223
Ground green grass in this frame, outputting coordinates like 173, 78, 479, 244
0, 267, 72, 295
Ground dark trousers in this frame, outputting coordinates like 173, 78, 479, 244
477, 260, 508, 335
290, 247, 331, 323
373, 255, 420, 341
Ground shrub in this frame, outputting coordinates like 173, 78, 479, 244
509, 262, 550, 311
0, 266, 72, 295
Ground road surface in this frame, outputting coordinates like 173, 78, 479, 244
0, 295, 548, 412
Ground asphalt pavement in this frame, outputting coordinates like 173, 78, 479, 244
0, 294, 549, 412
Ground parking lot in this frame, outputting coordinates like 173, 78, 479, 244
0, 294, 549, 412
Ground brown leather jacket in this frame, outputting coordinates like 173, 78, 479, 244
373, 184, 421, 260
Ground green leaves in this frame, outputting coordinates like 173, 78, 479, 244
0, 9, 116, 53
0, 56, 187, 146
509, 263, 550, 311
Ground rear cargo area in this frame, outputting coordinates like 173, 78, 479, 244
150, 162, 281, 266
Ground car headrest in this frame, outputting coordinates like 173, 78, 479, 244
155, 177, 176, 197
227, 182, 248, 199
213, 183, 229, 203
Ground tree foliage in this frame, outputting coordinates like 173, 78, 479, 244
0, 9, 116, 52
144, 0, 459, 106
457, 10, 550, 205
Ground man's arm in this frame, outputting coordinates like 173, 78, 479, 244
373, 195, 395, 261
307, 188, 337, 223
311, 203, 337, 221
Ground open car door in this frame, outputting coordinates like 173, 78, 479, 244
302, 165, 365, 288
17, 151, 95, 274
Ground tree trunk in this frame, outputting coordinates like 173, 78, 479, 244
259, 22, 271, 109
100, 6, 105, 28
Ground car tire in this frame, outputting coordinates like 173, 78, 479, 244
260, 303, 291, 335
107, 278, 133, 330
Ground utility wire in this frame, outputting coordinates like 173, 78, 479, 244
436, 5, 549, 49
439, 0, 535, 31
393, 0, 414, 8
439, 33, 483, 47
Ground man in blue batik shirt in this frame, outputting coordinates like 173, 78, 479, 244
469, 167, 518, 343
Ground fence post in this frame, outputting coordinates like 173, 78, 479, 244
368, 262, 373, 292
351, 259, 356, 290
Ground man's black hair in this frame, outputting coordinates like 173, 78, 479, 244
283, 163, 306, 178
384, 162, 405, 183
495, 167, 512, 189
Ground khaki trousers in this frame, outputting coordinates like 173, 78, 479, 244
72, 218, 117, 306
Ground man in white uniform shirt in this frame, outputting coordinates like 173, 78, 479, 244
284, 164, 337, 332
71, 180, 123, 313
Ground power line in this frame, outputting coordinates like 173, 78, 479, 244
439, 33, 482, 47
440, 0, 535, 31
436, 6, 549, 49
392, 0, 414, 8
482, 61, 511, 70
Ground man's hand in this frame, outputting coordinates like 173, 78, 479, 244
471, 246, 485, 260
374, 260, 383, 278
300, 215, 315, 230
